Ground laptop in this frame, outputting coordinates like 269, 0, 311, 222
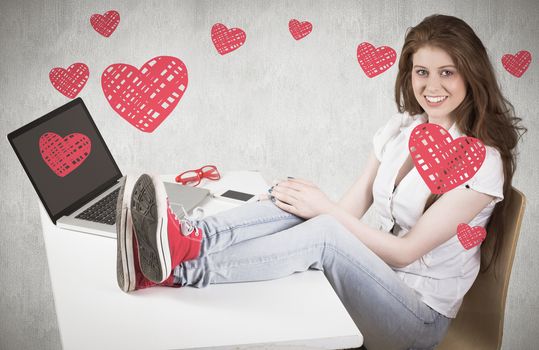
8, 98, 210, 239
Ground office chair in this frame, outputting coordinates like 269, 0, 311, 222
437, 187, 526, 350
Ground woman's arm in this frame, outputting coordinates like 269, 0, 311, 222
273, 165, 495, 268
337, 152, 380, 219
328, 187, 494, 267
271, 152, 379, 221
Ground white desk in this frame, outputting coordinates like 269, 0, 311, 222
40, 171, 363, 349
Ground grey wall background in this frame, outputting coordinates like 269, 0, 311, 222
1, 0, 537, 349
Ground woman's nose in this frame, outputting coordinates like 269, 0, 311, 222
425, 74, 442, 92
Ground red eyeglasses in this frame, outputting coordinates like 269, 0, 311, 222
175, 165, 221, 186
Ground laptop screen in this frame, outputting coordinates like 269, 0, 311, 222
8, 98, 122, 222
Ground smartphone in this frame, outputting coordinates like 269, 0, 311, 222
213, 189, 257, 204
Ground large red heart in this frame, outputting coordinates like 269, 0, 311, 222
409, 123, 486, 194
502, 50, 532, 78
49, 63, 89, 99
39, 132, 92, 177
289, 19, 312, 40
90, 10, 120, 37
211, 23, 246, 55
357, 42, 396, 78
457, 223, 487, 250
101, 56, 188, 133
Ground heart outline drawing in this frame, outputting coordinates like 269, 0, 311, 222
39, 132, 92, 177
90, 10, 120, 37
408, 123, 486, 194
101, 56, 188, 133
289, 19, 312, 40
49, 63, 89, 99
357, 42, 397, 78
457, 223, 487, 250
502, 50, 532, 78
211, 23, 246, 55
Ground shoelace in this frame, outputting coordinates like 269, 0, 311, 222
177, 206, 205, 237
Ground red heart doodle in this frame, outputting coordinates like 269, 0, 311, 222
90, 10, 120, 37
457, 223, 487, 250
289, 19, 312, 40
211, 23, 246, 55
502, 50, 532, 78
101, 56, 188, 133
357, 42, 397, 78
49, 63, 89, 99
39, 132, 92, 177
409, 123, 486, 194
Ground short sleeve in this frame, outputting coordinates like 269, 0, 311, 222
466, 146, 505, 204
372, 114, 405, 161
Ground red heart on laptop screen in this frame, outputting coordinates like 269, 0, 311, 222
39, 132, 92, 177
101, 56, 188, 133
408, 123, 486, 194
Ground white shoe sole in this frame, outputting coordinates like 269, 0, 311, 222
130, 174, 170, 283
116, 176, 137, 293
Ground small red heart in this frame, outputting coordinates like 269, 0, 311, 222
49, 63, 89, 99
39, 132, 92, 177
502, 50, 532, 78
409, 123, 486, 194
90, 10, 120, 37
211, 23, 246, 55
289, 19, 312, 40
357, 42, 397, 78
101, 56, 188, 133
457, 223, 487, 250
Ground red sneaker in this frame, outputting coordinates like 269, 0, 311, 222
132, 234, 177, 289
130, 174, 203, 283
116, 176, 178, 292
116, 176, 139, 292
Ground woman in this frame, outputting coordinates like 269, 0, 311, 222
115, 14, 525, 349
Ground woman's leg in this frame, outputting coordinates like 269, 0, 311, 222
195, 199, 304, 256
130, 172, 303, 283
176, 214, 450, 350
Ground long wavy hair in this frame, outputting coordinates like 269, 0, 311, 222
394, 14, 526, 272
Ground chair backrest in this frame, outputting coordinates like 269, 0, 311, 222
437, 187, 526, 350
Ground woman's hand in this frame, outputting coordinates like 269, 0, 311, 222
271, 178, 337, 219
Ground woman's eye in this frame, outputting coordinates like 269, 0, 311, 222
415, 69, 428, 76
441, 70, 454, 77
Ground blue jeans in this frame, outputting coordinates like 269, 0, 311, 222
173, 200, 451, 350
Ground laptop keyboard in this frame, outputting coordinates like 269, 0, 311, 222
75, 188, 120, 225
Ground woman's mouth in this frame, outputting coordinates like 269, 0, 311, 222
424, 95, 448, 107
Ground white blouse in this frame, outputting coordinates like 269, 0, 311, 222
371, 112, 504, 318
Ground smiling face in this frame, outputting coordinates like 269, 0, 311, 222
411, 46, 467, 125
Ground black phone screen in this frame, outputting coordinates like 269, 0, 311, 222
220, 190, 254, 201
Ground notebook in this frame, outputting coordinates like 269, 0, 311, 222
8, 97, 210, 239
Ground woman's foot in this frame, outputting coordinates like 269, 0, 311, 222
130, 174, 203, 283
116, 175, 178, 292
116, 176, 138, 292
